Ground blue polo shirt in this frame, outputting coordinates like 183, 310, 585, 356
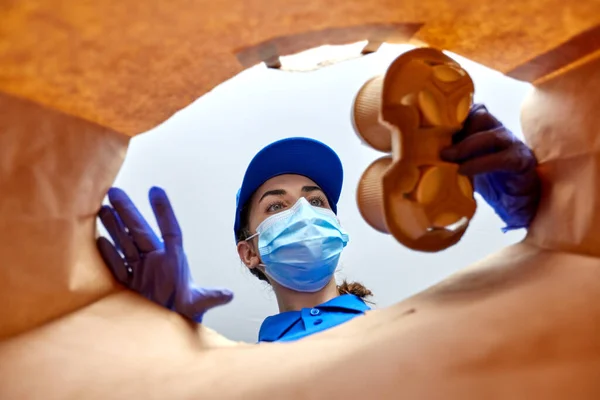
258, 294, 371, 343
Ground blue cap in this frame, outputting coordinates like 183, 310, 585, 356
234, 137, 343, 240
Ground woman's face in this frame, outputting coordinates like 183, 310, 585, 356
236, 173, 335, 281
247, 174, 332, 236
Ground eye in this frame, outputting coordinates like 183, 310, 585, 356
308, 195, 327, 208
266, 201, 286, 213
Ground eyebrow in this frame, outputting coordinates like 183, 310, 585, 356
258, 185, 323, 203
301, 185, 322, 194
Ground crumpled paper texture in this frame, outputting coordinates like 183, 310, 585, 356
0, 93, 128, 339
1, 0, 598, 134
522, 55, 600, 257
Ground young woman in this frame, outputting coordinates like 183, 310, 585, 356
232, 137, 371, 342
97, 104, 541, 342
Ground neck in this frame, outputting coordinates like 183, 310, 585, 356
273, 278, 340, 312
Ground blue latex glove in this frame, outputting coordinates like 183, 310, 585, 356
440, 104, 541, 231
97, 187, 233, 322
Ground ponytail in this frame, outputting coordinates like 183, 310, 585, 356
337, 279, 373, 301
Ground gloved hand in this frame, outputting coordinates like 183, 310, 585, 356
440, 104, 541, 231
97, 186, 233, 322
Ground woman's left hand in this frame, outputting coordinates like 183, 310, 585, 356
440, 104, 541, 230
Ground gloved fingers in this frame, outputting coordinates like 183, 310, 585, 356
456, 145, 533, 176
107, 187, 161, 252
98, 205, 140, 263
96, 236, 130, 284
453, 104, 502, 143
148, 187, 183, 252
181, 287, 234, 322
441, 127, 514, 163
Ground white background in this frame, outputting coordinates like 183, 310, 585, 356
110, 44, 532, 342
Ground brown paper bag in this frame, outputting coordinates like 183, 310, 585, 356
1, 1, 599, 398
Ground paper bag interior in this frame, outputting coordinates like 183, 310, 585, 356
1, 1, 600, 398
1, 0, 598, 134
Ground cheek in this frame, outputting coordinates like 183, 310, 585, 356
248, 208, 268, 235
248, 216, 259, 236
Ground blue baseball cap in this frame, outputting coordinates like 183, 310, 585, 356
234, 137, 343, 240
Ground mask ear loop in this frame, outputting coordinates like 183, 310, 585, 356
245, 232, 259, 241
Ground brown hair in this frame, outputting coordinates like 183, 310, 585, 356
236, 199, 373, 301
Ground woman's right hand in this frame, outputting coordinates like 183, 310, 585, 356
97, 187, 233, 323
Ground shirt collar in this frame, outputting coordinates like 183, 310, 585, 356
320, 294, 371, 312
258, 294, 370, 342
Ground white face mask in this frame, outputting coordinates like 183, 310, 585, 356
247, 198, 349, 292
